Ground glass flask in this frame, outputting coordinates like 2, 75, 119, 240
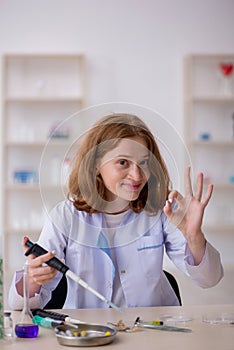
15, 260, 39, 338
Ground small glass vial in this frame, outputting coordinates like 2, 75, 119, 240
4, 312, 13, 337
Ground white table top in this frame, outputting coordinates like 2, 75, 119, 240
1, 304, 234, 350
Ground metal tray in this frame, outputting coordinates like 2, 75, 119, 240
54, 323, 117, 347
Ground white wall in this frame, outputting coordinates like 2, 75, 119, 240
1, 0, 233, 203
0, 0, 233, 125
0, 0, 234, 305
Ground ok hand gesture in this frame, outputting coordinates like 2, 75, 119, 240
163, 166, 213, 265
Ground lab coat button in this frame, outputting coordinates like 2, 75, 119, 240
120, 270, 126, 274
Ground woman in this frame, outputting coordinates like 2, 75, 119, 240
9, 113, 223, 309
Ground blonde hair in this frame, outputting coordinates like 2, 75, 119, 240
68, 113, 170, 214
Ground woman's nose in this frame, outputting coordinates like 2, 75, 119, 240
128, 163, 142, 180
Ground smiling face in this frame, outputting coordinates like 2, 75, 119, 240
70, 113, 170, 215
97, 136, 150, 211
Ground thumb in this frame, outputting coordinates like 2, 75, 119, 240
163, 199, 173, 218
22, 236, 30, 251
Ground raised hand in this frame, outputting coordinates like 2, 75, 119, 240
163, 166, 213, 264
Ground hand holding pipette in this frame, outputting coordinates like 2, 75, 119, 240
24, 239, 123, 314
19, 237, 58, 298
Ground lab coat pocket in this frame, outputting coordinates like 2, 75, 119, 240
137, 236, 164, 278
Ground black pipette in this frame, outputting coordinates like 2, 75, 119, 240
32, 309, 82, 325
25, 239, 123, 313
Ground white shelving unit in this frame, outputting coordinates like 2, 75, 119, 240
1, 54, 86, 280
184, 54, 234, 267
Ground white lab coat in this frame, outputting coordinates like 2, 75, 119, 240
8, 200, 223, 310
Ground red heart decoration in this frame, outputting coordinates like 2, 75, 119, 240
220, 63, 233, 76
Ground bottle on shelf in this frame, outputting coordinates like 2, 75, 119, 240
13, 169, 38, 185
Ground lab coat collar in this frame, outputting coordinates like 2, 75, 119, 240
75, 209, 161, 248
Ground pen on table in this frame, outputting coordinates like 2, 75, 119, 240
134, 317, 192, 333
135, 316, 164, 325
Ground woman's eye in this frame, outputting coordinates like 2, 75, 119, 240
118, 159, 128, 166
139, 159, 149, 167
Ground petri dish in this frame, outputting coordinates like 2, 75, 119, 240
160, 314, 193, 325
202, 312, 234, 324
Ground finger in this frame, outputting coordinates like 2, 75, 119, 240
22, 236, 30, 251
22, 236, 37, 260
163, 200, 172, 216
29, 264, 55, 277
30, 268, 58, 285
195, 172, 203, 201
168, 190, 184, 204
22, 236, 38, 260
185, 166, 193, 197
30, 264, 57, 277
28, 260, 58, 280
201, 183, 213, 207
164, 191, 183, 217
28, 251, 55, 267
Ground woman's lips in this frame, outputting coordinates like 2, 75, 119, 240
122, 182, 142, 191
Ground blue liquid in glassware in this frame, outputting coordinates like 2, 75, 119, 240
15, 323, 39, 338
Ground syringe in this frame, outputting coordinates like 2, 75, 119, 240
25, 239, 123, 313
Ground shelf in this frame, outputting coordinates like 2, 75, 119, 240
204, 224, 234, 232
4, 228, 42, 235
213, 183, 234, 189
184, 54, 234, 269
4, 97, 83, 103
4, 184, 40, 191
190, 97, 234, 103
192, 141, 234, 147
4, 140, 72, 147
3, 53, 85, 59
190, 53, 234, 59
4, 184, 68, 191
195, 182, 234, 190
1, 53, 86, 284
